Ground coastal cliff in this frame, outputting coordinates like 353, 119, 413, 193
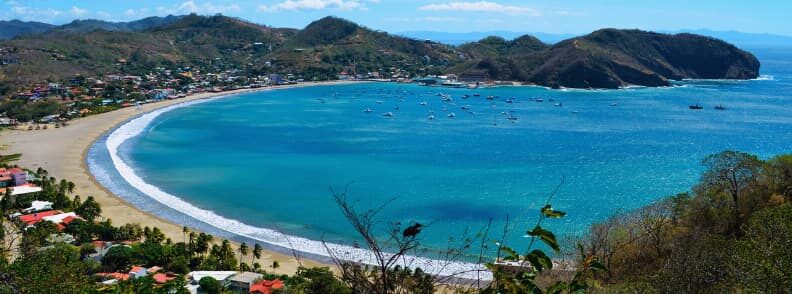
459, 29, 761, 88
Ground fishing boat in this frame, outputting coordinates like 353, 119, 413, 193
554, 102, 563, 107
383, 112, 394, 117
427, 114, 435, 120
535, 98, 544, 102
486, 96, 495, 100
376, 100, 384, 104
419, 101, 428, 106
610, 103, 618, 106
473, 93, 481, 97
363, 108, 373, 113
448, 112, 456, 118
714, 105, 726, 110
461, 105, 471, 110
689, 103, 704, 110
505, 97, 515, 103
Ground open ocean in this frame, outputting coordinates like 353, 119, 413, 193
88, 47, 792, 270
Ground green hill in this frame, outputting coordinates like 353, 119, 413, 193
0, 16, 760, 90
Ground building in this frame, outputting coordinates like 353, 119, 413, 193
18, 210, 63, 226
22, 200, 53, 213
226, 272, 263, 292
0, 167, 27, 187
250, 279, 284, 294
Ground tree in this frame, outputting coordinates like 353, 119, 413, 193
198, 276, 222, 294
102, 245, 136, 272
76, 196, 102, 221
253, 243, 262, 261
699, 151, 762, 235
6, 243, 96, 293
239, 242, 249, 267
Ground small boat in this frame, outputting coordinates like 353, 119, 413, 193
535, 98, 544, 102
376, 100, 384, 104
383, 112, 394, 117
507, 115, 518, 121
571, 111, 580, 114
427, 115, 435, 120
714, 105, 726, 110
548, 98, 556, 102
463, 94, 470, 98
363, 108, 373, 113
689, 103, 704, 110
394, 105, 400, 110
473, 93, 481, 97
486, 96, 495, 100
461, 105, 471, 110
610, 103, 618, 107
448, 112, 456, 118
505, 98, 515, 103
419, 101, 428, 106
554, 102, 563, 107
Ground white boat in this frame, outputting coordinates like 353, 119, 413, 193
554, 102, 563, 107
419, 101, 428, 106
535, 98, 544, 102
448, 112, 456, 118
383, 112, 394, 117
461, 105, 471, 110
363, 108, 373, 113
427, 115, 435, 120
376, 100, 384, 104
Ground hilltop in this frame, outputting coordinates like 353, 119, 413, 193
453, 29, 759, 88
0, 15, 760, 90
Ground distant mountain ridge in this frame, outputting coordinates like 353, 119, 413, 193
0, 15, 185, 39
0, 20, 56, 40
400, 30, 792, 48
0, 15, 760, 89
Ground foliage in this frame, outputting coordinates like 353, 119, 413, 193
198, 276, 222, 294
1, 243, 97, 293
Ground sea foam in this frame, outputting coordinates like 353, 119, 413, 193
105, 94, 491, 280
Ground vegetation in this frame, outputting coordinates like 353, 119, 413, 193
579, 151, 792, 292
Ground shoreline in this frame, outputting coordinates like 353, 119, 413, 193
1, 81, 364, 275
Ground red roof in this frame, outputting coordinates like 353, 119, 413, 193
152, 273, 175, 284
250, 279, 284, 294
130, 266, 146, 273
18, 210, 62, 225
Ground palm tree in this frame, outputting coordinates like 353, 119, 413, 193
182, 226, 189, 244
239, 242, 248, 268
253, 243, 262, 263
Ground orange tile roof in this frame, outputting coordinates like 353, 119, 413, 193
250, 279, 284, 294
18, 210, 62, 225
152, 273, 175, 284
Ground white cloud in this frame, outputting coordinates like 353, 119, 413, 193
157, 1, 241, 15
70, 6, 88, 16
419, 1, 540, 16
258, 0, 375, 12
385, 16, 463, 23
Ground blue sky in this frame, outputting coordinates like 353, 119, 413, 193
2, 0, 790, 35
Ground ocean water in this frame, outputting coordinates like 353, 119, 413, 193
89, 47, 792, 269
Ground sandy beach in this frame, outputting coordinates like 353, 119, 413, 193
0, 81, 361, 274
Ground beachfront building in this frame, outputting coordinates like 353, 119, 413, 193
226, 271, 263, 292
250, 279, 284, 294
0, 167, 27, 187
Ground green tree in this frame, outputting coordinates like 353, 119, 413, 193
76, 196, 102, 221
198, 276, 222, 294
5, 243, 96, 293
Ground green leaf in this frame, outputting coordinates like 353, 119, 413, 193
527, 226, 561, 252
500, 245, 520, 261
541, 205, 567, 218
546, 281, 569, 294
589, 259, 607, 272
527, 249, 553, 272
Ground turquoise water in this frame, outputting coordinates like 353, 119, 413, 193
93, 47, 792, 258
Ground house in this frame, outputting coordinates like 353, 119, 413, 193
22, 200, 53, 213
18, 210, 63, 226
187, 271, 236, 285
226, 272, 263, 292
0, 167, 28, 187
129, 266, 148, 279
249, 279, 284, 294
